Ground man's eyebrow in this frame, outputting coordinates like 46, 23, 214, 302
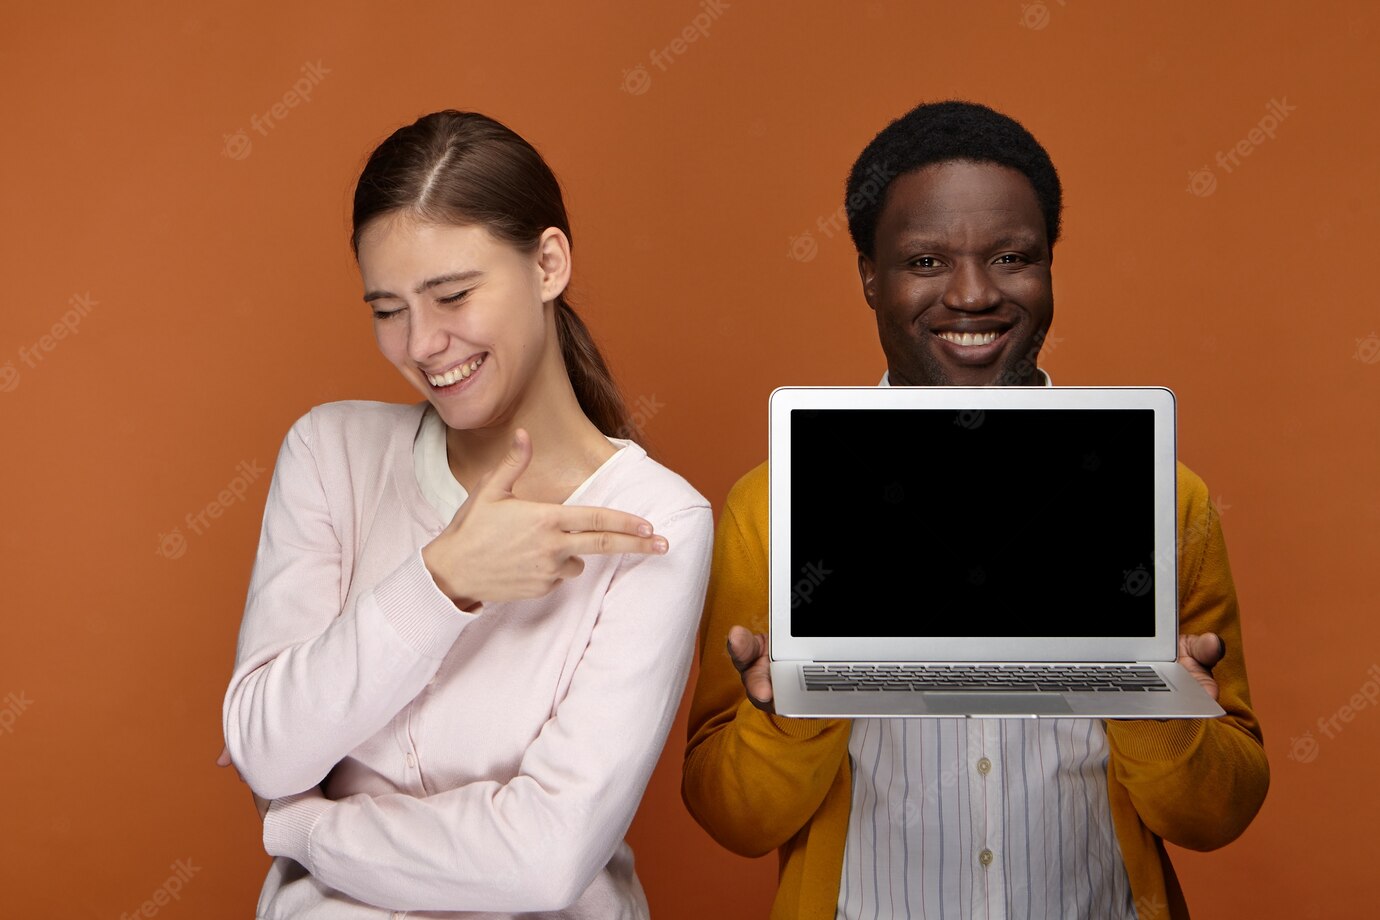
894, 233, 1043, 251
986, 233, 1043, 249
894, 236, 948, 251
363, 270, 484, 303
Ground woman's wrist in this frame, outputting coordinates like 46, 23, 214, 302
421, 537, 482, 612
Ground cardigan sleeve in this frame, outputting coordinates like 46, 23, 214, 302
262, 503, 714, 913
681, 470, 852, 858
1103, 465, 1270, 850
222, 409, 477, 800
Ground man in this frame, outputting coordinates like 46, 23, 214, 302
681, 101, 1268, 920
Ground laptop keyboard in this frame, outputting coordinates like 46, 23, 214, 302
802, 664, 1170, 693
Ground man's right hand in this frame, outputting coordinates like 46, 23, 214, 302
727, 625, 775, 713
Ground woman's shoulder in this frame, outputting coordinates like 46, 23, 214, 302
276, 401, 424, 487
285, 399, 423, 445
603, 442, 711, 526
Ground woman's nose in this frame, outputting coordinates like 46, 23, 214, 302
406, 303, 449, 363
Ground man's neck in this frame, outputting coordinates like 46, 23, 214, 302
880, 367, 1052, 387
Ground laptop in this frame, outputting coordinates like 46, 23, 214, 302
768, 385, 1226, 719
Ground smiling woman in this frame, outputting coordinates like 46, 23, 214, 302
219, 110, 714, 918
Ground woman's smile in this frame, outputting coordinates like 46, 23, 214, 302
424, 352, 488, 394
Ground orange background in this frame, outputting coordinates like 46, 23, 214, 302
1, 1, 1375, 916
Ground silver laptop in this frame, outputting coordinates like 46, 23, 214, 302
768, 385, 1225, 719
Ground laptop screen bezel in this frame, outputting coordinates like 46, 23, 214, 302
768, 385, 1179, 663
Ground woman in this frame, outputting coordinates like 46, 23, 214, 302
219, 110, 713, 918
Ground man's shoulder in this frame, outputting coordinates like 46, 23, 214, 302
725, 459, 768, 511
1175, 459, 1208, 496
721, 459, 769, 539
1175, 459, 1214, 526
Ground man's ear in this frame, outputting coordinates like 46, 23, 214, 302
857, 253, 878, 312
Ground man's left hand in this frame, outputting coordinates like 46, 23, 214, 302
1178, 633, 1226, 701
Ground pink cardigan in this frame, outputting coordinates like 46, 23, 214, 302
222, 400, 713, 917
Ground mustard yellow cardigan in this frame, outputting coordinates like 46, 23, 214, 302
683, 459, 1268, 919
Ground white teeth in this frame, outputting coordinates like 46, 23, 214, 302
938, 331, 1000, 346
426, 355, 485, 387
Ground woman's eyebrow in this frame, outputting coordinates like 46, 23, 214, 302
363, 269, 484, 303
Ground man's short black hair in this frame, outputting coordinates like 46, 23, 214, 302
844, 100, 1063, 259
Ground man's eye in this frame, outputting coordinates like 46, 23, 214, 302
910, 256, 940, 268
995, 253, 1026, 264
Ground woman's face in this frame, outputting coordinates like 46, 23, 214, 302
357, 213, 569, 431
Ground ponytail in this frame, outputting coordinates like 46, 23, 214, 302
553, 294, 637, 441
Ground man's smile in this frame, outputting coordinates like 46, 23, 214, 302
929, 323, 1015, 366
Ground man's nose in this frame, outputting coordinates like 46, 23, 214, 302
941, 259, 1002, 312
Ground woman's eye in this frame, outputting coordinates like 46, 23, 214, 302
439, 290, 470, 305
372, 308, 403, 320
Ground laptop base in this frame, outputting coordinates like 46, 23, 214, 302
770, 660, 1227, 719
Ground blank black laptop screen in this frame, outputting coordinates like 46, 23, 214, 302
789, 408, 1157, 637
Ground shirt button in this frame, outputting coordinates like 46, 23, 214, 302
406, 752, 416, 768
976, 757, 992, 775
978, 848, 994, 866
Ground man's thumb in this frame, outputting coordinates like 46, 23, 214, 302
481, 428, 532, 497
726, 626, 761, 670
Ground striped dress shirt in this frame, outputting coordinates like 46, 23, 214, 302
836, 368, 1138, 920
836, 719, 1137, 919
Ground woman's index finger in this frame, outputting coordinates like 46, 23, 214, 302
556, 504, 654, 537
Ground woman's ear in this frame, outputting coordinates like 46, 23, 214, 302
536, 227, 572, 303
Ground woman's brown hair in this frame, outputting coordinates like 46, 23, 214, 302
351, 110, 635, 440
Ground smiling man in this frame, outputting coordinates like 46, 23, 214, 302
864, 156, 1055, 388
682, 101, 1268, 920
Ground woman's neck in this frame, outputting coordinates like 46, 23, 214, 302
443, 349, 618, 504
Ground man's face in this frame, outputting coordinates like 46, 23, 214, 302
858, 160, 1054, 387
